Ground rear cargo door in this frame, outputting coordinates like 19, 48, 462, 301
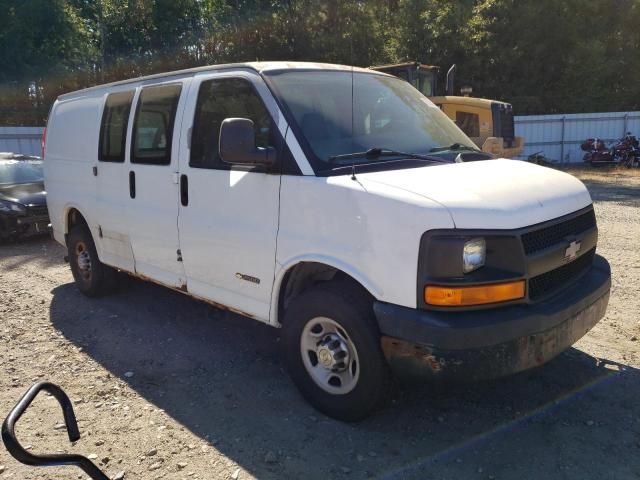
95, 89, 136, 271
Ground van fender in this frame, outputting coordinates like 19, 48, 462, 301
269, 254, 383, 327
62, 203, 105, 260
62, 202, 88, 234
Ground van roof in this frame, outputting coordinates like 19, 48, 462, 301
57, 61, 387, 100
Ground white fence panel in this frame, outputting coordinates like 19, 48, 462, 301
515, 111, 640, 163
0, 127, 44, 157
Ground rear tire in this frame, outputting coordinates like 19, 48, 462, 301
282, 281, 391, 422
67, 225, 117, 297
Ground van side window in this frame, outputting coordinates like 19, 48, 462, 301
131, 84, 182, 166
190, 78, 273, 169
99, 91, 134, 162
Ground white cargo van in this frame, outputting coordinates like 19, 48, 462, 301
44, 62, 611, 421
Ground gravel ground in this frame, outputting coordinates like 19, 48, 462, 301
1, 170, 639, 480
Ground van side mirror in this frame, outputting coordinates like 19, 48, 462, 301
219, 118, 275, 166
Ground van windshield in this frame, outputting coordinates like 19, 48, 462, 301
265, 70, 477, 172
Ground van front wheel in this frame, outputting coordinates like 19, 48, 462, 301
282, 282, 390, 421
67, 225, 117, 297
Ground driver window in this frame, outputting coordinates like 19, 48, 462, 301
190, 78, 273, 169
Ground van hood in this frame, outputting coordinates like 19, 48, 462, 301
357, 159, 592, 229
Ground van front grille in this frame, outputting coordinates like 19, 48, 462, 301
528, 248, 595, 300
521, 209, 596, 256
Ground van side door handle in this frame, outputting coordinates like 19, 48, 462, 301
180, 174, 188, 206
129, 171, 136, 199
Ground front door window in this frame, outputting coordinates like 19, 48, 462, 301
190, 78, 273, 170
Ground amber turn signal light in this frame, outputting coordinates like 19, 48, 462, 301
425, 280, 526, 307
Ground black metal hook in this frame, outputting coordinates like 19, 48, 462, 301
1, 382, 109, 480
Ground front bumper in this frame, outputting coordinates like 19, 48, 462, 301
0, 214, 50, 238
374, 254, 611, 380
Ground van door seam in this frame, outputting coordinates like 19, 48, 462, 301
268, 125, 286, 322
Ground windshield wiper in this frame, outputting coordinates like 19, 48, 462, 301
429, 143, 482, 153
329, 147, 447, 164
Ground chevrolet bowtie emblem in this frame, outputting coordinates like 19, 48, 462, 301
564, 240, 581, 260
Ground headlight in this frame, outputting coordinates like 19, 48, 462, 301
463, 237, 486, 273
0, 199, 27, 214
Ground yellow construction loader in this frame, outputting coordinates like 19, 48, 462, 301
371, 62, 524, 158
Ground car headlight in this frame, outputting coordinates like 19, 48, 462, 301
463, 237, 486, 273
0, 199, 27, 214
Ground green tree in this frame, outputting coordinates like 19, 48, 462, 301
466, 0, 640, 113
0, 0, 95, 124
2, 0, 640, 125
0, 0, 94, 82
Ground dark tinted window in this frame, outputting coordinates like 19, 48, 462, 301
456, 111, 480, 138
190, 78, 273, 169
99, 91, 134, 162
396, 70, 409, 82
131, 84, 182, 165
266, 71, 474, 168
417, 72, 435, 97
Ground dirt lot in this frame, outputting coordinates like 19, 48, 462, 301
1, 169, 639, 480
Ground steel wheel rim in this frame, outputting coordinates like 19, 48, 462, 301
300, 317, 360, 395
75, 241, 92, 282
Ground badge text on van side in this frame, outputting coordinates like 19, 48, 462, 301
235, 273, 260, 285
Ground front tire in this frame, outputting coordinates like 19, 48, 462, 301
282, 281, 391, 421
67, 225, 117, 297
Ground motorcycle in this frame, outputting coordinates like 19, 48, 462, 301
622, 151, 640, 168
619, 133, 640, 168
581, 137, 614, 164
582, 132, 639, 166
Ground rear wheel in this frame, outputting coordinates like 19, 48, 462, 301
282, 281, 391, 421
67, 225, 117, 297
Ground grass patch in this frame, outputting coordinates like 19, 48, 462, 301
561, 165, 640, 183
